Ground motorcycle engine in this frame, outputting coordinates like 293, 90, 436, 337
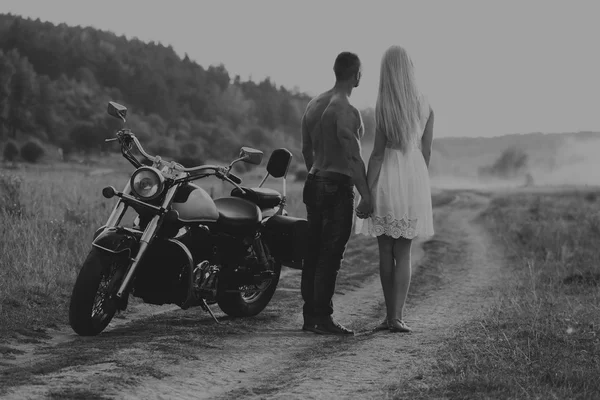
193, 260, 220, 302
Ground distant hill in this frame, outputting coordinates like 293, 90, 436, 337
0, 13, 317, 166
359, 112, 600, 186
1, 12, 597, 186
431, 131, 600, 185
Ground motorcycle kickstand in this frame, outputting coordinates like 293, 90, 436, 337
201, 299, 220, 324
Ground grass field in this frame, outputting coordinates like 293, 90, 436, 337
424, 189, 600, 399
2, 160, 600, 399
0, 158, 306, 338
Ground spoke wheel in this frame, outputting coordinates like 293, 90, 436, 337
69, 249, 126, 336
217, 257, 281, 318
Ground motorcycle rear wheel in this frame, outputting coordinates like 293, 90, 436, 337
68, 249, 125, 336
216, 261, 281, 318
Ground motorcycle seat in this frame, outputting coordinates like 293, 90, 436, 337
213, 197, 261, 230
231, 187, 282, 209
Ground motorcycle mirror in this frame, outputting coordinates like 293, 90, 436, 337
239, 147, 263, 165
107, 101, 127, 122
266, 148, 292, 178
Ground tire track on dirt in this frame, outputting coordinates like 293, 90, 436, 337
1, 190, 502, 400
112, 239, 391, 400
213, 191, 508, 399
0, 239, 382, 400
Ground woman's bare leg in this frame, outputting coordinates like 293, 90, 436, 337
391, 237, 412, 321
377, 235, 395, 321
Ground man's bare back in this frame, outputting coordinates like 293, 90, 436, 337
301, 90, 364, 178
299, 51, 372, 336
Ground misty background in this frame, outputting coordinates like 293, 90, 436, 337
1, 1, 599, 187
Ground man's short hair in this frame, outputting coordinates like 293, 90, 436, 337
333, 52, 361, 81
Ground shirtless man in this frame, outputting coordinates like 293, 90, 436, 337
300, 52, 372, 335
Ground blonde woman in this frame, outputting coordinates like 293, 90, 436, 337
355, 45, 435, 333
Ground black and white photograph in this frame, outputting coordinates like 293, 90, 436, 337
0, 1, 599, 399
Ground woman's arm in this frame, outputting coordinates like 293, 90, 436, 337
421, 107, 434, 168
366, 126, 387, 190
356, 127, 386, 218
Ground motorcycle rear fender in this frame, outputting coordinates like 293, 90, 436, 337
92, 227, 142, 258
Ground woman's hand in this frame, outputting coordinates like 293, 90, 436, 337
355, 196, 373, 219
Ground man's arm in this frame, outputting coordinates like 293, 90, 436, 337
336, 108, 370, 201
421, 107, 434, 167
301, 113, 314, 171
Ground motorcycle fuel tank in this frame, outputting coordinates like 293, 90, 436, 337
172, 183, 219, 223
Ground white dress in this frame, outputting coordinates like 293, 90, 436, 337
355, 98, 434, 240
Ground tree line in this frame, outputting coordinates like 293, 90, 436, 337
0, 13, 377, 167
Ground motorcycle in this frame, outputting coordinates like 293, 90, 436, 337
68, 101, 308, 336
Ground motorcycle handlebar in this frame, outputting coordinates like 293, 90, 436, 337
129, 135, 156, 162
115, 130, 244, 184
228, 173, 242, 185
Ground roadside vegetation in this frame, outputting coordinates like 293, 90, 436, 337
406, 189, 600, 399
2, 157, 599, 399
0, 160, 306, 340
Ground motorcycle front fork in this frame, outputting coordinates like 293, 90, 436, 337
106, 184, 179, 299
105, 182, 131, 228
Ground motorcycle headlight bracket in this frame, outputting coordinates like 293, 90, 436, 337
130, 167, 165, 200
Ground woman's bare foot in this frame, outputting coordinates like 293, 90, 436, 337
374, 319, 389, 331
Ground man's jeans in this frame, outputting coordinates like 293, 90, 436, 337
301, 171, 354, 322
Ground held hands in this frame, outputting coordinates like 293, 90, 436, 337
355, 196, 373, 219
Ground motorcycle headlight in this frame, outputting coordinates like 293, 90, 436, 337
130, 167, 165, 200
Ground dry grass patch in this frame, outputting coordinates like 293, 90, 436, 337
423, 189, 600, 399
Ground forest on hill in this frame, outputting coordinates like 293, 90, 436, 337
3, 12, 597, 184
0, 13, 376, 167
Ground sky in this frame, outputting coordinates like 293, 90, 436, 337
3, 0, 599, 138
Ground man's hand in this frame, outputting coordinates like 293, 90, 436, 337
355, 196, 373, 219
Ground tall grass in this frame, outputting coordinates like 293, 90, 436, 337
0, 162, 305, 336
0, 164, 125, 334
433, 190, 600, 399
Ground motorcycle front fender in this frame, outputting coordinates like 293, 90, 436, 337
92, 227, 142, 258
92, 225, 107, 240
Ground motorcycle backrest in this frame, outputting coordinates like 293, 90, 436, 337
267, 148, 292, 178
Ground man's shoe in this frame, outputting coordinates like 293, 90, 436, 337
302, 323, 320, 333
313, 319, 354, 335
302, 315, 319, 333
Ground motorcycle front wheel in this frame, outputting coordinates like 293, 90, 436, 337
68, 248, 126, 336
216, 260, 282, 318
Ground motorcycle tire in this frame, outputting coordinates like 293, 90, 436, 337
68, 248, 125, 336
216, 261, 282, 318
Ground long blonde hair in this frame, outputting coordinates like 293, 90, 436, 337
376, 45, 422, 152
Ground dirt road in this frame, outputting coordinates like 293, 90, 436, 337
0, 191, 507, 399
